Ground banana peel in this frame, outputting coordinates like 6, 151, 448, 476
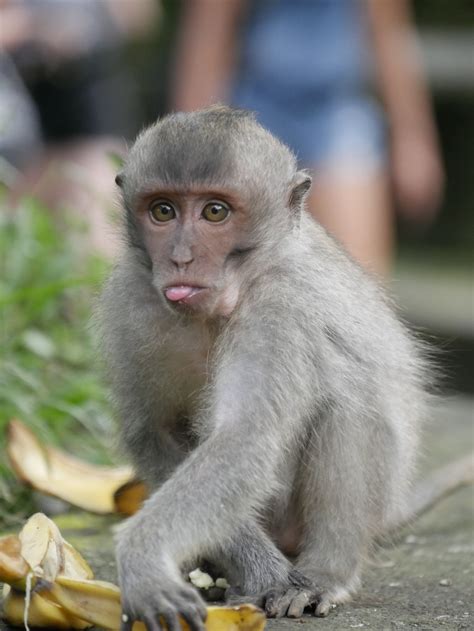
113, 479, 148, 515
49, 577, 265, 631
0, 536, 29, 585
0, 513, 266, 631
19, 512, 66, 583
3, 584, 91, 630
22, 513, 94, 584
7, 418, 135, 514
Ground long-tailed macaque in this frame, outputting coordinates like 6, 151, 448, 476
99, 106, 444, 631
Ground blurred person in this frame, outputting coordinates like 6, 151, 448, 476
171, 0, 444, 275
0, 0, 159, 258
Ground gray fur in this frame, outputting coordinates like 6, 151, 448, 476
99, 106, 429, 627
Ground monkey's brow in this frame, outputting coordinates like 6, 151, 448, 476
137, 185, 243, 203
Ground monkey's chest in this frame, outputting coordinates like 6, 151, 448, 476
164, 343, 211, 416
166, 350, 209, 451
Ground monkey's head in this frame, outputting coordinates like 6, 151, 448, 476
116, 106, 311, 318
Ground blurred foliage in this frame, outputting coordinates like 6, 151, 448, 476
414, 0, 474, 28
399, 94, 474, 259
0, 194, 116, 527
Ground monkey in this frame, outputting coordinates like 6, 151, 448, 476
98, 105, 459, 631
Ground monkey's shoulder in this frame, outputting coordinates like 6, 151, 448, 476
234, 237, 420, 373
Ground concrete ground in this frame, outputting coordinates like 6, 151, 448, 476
1, 395, 472, 631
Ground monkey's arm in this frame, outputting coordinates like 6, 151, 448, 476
120, 361, 304, 554
366, 0, 444, 218
100, 261, 190, 487
117, 320, 315, 628
120, 413, 188, 487
171, 0, 245, 111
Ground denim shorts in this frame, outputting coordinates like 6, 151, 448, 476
233, 84, 386, 171
231, 0, 386, 170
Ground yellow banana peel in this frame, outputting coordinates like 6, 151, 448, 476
7, 419, 134, 514
0, 513, 266, 631
113, 479, 148, 515
2, 584, 91, 630
0, 535, 29, 585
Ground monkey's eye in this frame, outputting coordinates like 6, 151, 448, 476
149, 201, 176, 223
202, 202, 230, 223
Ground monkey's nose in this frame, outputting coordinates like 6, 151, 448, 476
170, 246, 194, 269
171, 259, 194, 271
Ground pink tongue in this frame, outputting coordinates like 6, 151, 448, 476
165, 286, 195, 301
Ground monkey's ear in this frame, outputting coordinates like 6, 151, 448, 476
115, 172, 124, 187
289, 170, 312, 213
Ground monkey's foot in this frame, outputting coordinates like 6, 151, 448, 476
262, 569, 355, 618
227, 569, 327, 618
265, 586, 322, 618
267, 577, 355, 618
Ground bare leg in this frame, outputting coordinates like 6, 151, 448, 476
308, 168, 394, 277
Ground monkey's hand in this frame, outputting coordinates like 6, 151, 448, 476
116, 527, 207, 631
262, 570, 325, 619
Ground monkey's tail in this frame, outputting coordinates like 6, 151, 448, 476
386, 452, 474, 534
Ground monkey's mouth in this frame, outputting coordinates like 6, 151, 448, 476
164, 285, 208, 306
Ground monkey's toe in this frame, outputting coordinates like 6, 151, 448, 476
264, 586, 322, 618
287, 590, 312, 617
315, 597, 334, 617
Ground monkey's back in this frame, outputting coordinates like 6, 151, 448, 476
291, 215, 428, 525
231, 213, 429, 530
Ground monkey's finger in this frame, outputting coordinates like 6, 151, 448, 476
120, 612, 134, 631
159, 610, 181, 631
144, 615, 165, 631
178, 590, 207, 621
180, 608, 206, 631
287, 590, 311, 618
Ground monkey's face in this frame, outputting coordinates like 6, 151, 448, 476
136, 187, 253, 318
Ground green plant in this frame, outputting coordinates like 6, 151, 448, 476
0, 195, 116, 526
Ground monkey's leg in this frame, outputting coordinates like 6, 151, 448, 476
207, 519, 295, 598
119, 405, 189, 487
262, 421, 374, 618
293, 455, 369, 616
